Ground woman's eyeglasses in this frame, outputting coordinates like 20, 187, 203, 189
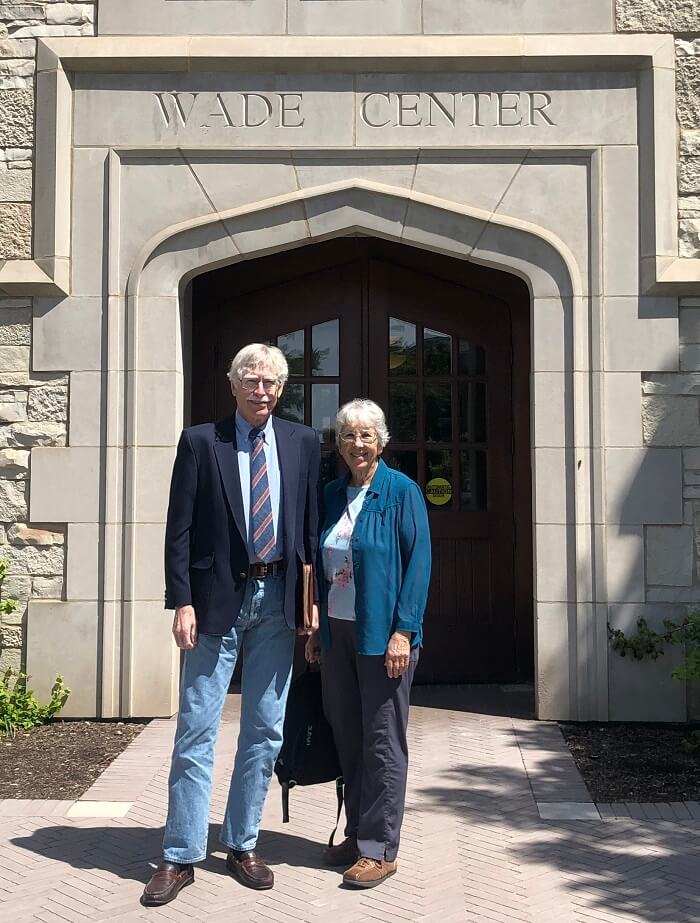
339, 430, 377, 445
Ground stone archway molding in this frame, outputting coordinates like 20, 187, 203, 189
128, 179, 583, 300
115, 180, 601, 723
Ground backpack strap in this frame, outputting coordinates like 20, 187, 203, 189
327, 777, 345, 848
281, 781, 290, 824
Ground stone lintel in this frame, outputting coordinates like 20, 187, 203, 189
35, 33, 675, 75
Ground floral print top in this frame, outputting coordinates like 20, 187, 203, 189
321, 485, 368, 621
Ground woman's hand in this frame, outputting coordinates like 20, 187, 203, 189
305, 630, 322, 664
385, 630, 411, 678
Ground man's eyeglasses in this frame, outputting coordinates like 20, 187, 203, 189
239, 377, 280, 392
339, 430, 377, 445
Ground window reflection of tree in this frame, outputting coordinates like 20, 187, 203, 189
276, 383, 304, 423
389, 340, 416, 374
275, 332, 340, 464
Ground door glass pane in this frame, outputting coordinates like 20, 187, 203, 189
458, 382, 487, 443
387, 450, 418, 483
475, 449, 488, 509
389, 317, 416, 376
312, 319, 339, 376
460, 450, 472, 508
425, 449, 453, 510
458, 339, 486, 376
389, 382, 417, 442
312, 383, 339, 444
276, 383, 304, 424
277, 329, 304, 377
474, 383, 487, 443
425, 383, 451, 442
459, 383, 471, 441
320, 450, 339, 487
424, 327, 452, 376
461, 450, 488, 510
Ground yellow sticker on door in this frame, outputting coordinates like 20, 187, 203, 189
425, 478, 452, 506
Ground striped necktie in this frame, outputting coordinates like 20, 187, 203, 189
249, 427, 276, 563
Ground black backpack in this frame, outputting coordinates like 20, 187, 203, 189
274, 667, 344, 844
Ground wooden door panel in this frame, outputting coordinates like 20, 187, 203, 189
368, 257, 518, 681
190, 238, 532, 683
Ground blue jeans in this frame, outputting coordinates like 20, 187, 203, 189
163, 576, 294, 863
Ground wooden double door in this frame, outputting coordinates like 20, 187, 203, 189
191, 238, 533, 683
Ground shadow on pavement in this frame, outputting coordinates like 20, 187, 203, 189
410, 724, 700, 923
11, 823, 329, 886
411, 682, 535, 718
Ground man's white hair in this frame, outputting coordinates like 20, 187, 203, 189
227, 343, 289, 386
336, 399, 391, 449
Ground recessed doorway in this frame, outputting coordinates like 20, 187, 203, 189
189, 237, 533, 683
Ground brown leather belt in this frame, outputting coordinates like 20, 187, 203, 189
248, 560, 285, 578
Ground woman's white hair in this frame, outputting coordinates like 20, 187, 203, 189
336, 399, 391, 449
227, 343, 289, 386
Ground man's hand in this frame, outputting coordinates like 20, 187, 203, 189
173, 605, 198, 650
385, 630, 411, 679
297, 603, 320, 637
304, 630, 321, 664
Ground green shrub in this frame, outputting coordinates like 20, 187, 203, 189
0, 669, 70, 737
0, 558, 18, 618
0, 557, 70, 736
608, 611, 700, 681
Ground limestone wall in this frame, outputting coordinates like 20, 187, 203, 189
615, 2, 700, 259
0, 3, 696, 257
640, 297, 700, 601
0, 0, 698, 712
0, 3, 94, 673
0, 296, 69, 673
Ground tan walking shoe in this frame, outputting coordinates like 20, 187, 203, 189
323, 835, 359, 867
342, 856, 397, 888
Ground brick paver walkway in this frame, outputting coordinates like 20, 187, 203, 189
1, 686, 698, 922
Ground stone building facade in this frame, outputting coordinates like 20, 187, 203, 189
0, 0, 698, 721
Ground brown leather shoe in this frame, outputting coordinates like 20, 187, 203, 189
323, 835, 359, 867
140, 862, 194, 906
226, 849, 274, 890
342, 857, 397, 889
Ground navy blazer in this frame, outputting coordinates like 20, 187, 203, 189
164, 413, 321, 635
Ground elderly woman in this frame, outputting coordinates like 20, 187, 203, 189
306, 399, 431, 889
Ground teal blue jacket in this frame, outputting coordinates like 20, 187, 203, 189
318, 459, 431, 655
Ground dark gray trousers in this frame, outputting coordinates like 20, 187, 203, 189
321, 618, 418, 862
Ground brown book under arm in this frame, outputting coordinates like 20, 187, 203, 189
298, 562, 315, 631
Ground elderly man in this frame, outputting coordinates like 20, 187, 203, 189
142, 343, 320, 906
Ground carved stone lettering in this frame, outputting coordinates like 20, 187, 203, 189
360, 92, 391, 128
426, 93, 457, 128
151, 87, 560, 141
280, 93, 305, 128
155, 92, 197, 127
155, 91, 305, 129
527, 92, 555, 127
397, 93, 422, 127
496, 92, 523, 127
359, 91, 557, 129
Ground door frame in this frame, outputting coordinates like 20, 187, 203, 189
192, 236, 533, 681
120, 181, 596, 720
